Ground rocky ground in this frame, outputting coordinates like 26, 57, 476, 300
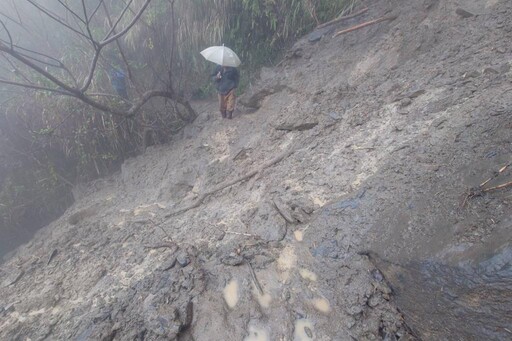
1, 0, 511, 340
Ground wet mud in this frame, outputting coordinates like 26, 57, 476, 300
368, 245, 512, 340
1, 0, 511, 339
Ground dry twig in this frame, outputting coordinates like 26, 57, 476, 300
462, 162, 512, 207
317, 7, 369, 29
247, 262, 264, 295
333, 14, 398, 38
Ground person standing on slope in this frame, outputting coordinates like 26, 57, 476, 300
211, 65, 239, 119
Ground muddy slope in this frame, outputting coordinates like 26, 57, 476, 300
1, 0, 511, 340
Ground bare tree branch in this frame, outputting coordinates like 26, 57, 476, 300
0, 41, 77, 93
25, 0, 90, 40
1, 54, 33, 84
102, 1, 142, 95
6, 43, 79, 85
81, 0, 98, 47
0, 19, 13, 49
101, 0, 151, 45
0, 78, 71, 95
79, 48, 101, 92
88, 0, 105, 23
103, 0, 134, 41
57, 0, 86, 25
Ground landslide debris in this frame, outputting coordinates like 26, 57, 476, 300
1, 0, 511, 340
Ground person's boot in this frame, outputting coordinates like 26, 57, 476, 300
221, 110, 227, 118
227, 111, 233, 119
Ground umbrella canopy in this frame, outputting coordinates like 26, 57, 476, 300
200, 45, 241, 67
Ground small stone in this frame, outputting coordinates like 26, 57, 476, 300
3, 302, 15, 313
368, 295, 382, 308
463, 70, 480, 79
308, 28, 329, 43
160, 257, 177, 271
327, 112, 343, 120
371, 269, 384, 282
455, 8, 474, 18
483, 67, 499, 75
346, 304, 364, 316
304, 326, 313, 338
407, 89, 426, 98
499, 62, 510, 74
176, 253, 191, 267
220, 253, 244, 266
399, 98, 412, 108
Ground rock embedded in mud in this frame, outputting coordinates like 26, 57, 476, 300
176, 252, 191, 267
399, 98, 412, 108
455, 8, 474, 18
311, 239, 340, 259
483, 67, 499, 75
159, 256, 177, 271
249, 202, 287, 241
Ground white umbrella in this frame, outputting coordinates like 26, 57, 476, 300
200, 45, 241, 67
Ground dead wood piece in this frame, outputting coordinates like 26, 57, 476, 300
333, 14, 398, 38
233, 147, 251, 161
225, 231, 259, 238
165, 145, 297, 218
47, 249, 58, 266
144, 242, 177, 251
480, 163, 510, 187
317, 7, 369, 29
3, 270, 24, 287
482, 181, 512, 193
273, 198, 297, 224
247, 262, 264, 295
353, 146, 375, 151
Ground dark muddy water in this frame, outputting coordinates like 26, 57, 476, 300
369, 246, 512, 340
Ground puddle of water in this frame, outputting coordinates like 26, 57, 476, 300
312, 297, 331, 314
294, 230, 304, 241
299, 268, 317, 282
294, 319, 314, 341
223, 279, 239, 308
244, 325, 269, 341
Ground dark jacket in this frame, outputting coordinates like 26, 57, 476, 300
211, 65, 239, 95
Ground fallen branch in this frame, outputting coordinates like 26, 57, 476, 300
461, 162, 512, 207
165, 144, 297, 218
247, 262, 264, 295
143, 241, 177, 250
483, 181, 512, 193
317, 7, 369, 29
480, 163, 509, 187
225, 230, 259, 238
333, 14, 398, 38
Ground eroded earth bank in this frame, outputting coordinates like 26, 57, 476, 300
1, 0, 511, 340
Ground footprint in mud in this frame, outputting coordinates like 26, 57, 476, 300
223, 279, 239, 308
294, 319, 314, 341
311, 297, 331, 314
244, 325, 269, 341
252, 286, 272, 308
299, 268, 318, 282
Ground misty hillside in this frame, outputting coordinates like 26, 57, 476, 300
1, 0, 512, 340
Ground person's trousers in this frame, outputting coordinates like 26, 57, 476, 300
219, 89, 236, 113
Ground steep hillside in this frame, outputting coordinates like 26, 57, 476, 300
1, 0, 511, 340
